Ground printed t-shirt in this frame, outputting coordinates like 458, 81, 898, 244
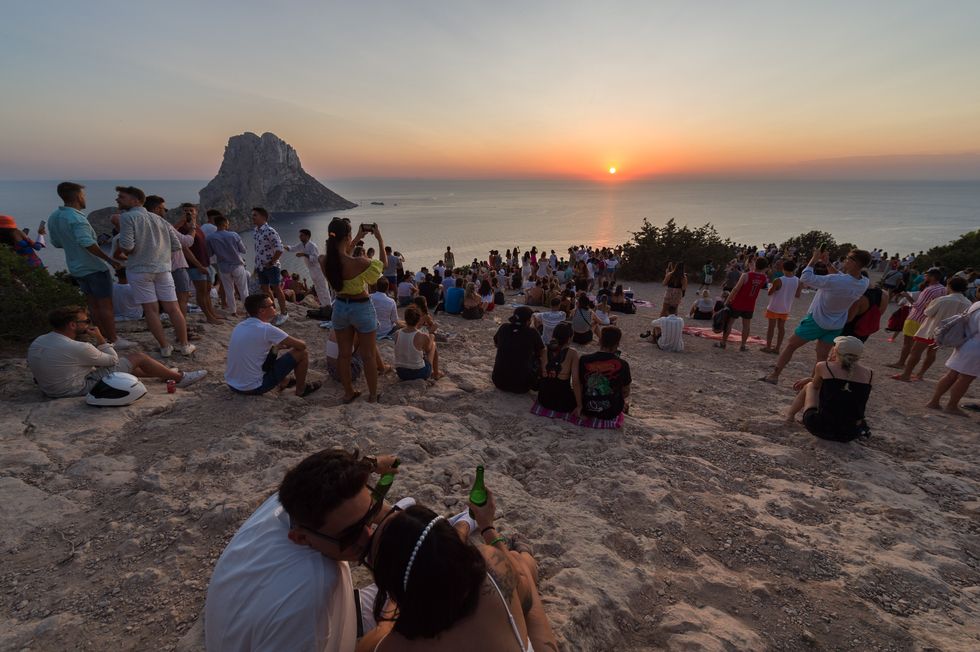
578, 351, 632, 419
225, 318, 289, 391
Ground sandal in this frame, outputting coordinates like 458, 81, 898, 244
300, 381, 322, 397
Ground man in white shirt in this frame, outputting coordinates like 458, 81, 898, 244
205, 449, 399, 652
763, 248, 872, 384
27, 305, 205, 398
370, 278, 401, 337
534, 297, 568, 343
287, 229, 332, 307
225, 293, 320, 397
649, 305, 685, 352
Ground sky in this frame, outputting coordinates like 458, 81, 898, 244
2, 1, 980, 181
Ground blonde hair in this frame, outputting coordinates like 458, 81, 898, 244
837, 352, 861, 370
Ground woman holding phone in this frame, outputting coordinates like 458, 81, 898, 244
324, 219, 385, 403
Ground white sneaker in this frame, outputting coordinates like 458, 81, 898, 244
449, 509, 480, 537
176, 343, 197, 355
160, 344, 174, 358
112, 336, 138, 350
176, 369, 207, 388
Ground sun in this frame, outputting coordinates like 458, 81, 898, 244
608, 166, 617, 175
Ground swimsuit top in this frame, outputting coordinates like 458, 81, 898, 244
339, 258, 383, 296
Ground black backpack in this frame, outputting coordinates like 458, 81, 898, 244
306, 305, 333, 320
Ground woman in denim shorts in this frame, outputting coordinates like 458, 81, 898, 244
324, 217, 386, 403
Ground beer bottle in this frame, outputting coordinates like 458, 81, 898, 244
468, 465, 487, 517
373, 459, 399, 501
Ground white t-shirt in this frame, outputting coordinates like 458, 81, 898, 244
371, 291, 399, 335
27, 332, 119, 397
766, 275, 799, 315
652, 315, 685, 352
225, 318, 289, 391
397, 281, 415, 299
113, 283, 144, 321
291, 240, 321, 270
204, 493, 356, 652
800, 268, 869, 330
538, 310, 567, 343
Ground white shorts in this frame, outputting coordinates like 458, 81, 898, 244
128, 270, 178, 304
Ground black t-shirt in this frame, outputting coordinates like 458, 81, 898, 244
492, 323, 545, 393
418, 281, 440, 309
577, 351, 631, 419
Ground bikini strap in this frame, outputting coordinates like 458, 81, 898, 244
486, 572, 528, 652
825, 362, 836, 380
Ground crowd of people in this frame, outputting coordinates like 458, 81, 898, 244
6, 182, 980, 651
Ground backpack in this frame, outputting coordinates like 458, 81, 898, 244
934, 310, 971, 348
306, 304, 333, 320
712, 306, 731, 333
494, 290, 506, 305
852, 289, 883, 338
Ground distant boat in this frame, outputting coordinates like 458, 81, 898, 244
370, 201, 384, 205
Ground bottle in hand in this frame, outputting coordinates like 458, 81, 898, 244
468, 465, 487, 517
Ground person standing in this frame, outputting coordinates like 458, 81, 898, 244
719, 257, 769, 351
763, 249, 871, 384
46, 182, 135, 349
286, 228, 331, 307
144, 195, 200, 317
894, 276, 972, 382
116, 186, 195, 358
206, 215, 250, 316
252, 207, 288, 326
927, 300, 980, 415
762, 260, 801, 354
443, 245, 455, 272
888, 268, 946, 370
176, 203, 223, 324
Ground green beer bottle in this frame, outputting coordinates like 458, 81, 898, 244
373, 459, 400, 501
468, 465, 487, 517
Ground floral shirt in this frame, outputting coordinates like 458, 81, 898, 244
253, 223, 283, 270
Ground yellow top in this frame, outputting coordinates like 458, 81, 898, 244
340, 258, 384, 295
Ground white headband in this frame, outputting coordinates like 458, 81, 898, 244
402, 515, 444, 592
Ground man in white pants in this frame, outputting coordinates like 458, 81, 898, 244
206, 214, 250, 316
286, 229, 331, 306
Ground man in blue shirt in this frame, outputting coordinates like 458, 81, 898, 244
47, 182, 135, 349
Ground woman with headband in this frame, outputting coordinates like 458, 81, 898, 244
359, 493, 558, 651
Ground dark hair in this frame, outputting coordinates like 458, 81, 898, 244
949, 276, 968, 293
576, 293, 591, 309
49, 305, 86, 329
214, 214, 229, 227
754, 257, 769, 271
244, 293, 271, 316
115, 185, 146, 204
455, 277, 464, 288
325, 218, 352, 291
412, 295, 430, 314
179, 202, 196, 210
278, 450, 373, 530
550, 321, 573, 349
206, 209, 222, 219
667, 261, 686, 285
404, 305, 422, 327
371, 505, 486, 639
550, 296, 561, 308
782, 260, 797, 273
479, 279, 491, 296
510, 306, 534, 325
599, 325, 622, 349
252, 206, 269, 219
300, 228, 312, 237
666, 303, 678, 315
849, 249, 872, 269
375, 277, 389, 293
144, 195, 165, 212
57, 182, 84, 204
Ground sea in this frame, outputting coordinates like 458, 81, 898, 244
2, 179, 978, 277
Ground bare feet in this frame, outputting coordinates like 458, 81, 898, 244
925, 401, 942, 410
760, 375, 778, 385
944, 405, 968, 417
891, 373, 910, 382
886, 362, 905, 369
432, 370, 444, 380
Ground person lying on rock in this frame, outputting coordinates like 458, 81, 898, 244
205, 449, 402, 652
26, 305, 206, 398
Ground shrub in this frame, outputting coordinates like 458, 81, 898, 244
0, 247, 84, 342
618, 219, 738, 281
779, 231, 860, 261
915, 230, 980, 274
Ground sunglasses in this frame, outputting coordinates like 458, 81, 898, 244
359, 503, 404, 570
298, 493, 384, 551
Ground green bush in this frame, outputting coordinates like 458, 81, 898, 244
780, 231, 860, 261
0, 247, 84, 342
915, 230, 980, 273
618, 219, 738, 281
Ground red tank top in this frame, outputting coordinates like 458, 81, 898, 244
730, 272, 768, 311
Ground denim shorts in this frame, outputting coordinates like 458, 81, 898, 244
256, 266, 282, 286
332, 298, 378, 333
75, 269, 113, 299
172, 267, 192, 293
233, 353, 297, 395
397, 361, 432, 381
188, 267, 210, 283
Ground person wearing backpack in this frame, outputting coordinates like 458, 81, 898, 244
895, 277, 972, 382
927, 299, 980, 415
842, 283, 889, 342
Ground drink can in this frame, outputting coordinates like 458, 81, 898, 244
167, 380, 176, 394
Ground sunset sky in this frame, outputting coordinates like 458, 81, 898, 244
2, 1, 979, 180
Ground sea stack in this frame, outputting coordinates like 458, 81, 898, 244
199, 132, 356, 230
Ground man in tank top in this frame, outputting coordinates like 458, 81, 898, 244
718, 257, 769, 351
762, 260, 802, 354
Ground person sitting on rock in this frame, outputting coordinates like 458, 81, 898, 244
27, 305, 206, 398
393, 305, 442, 381
225, 293, 321, 398
572, 326, 631, 429
205, 449, 402, 652
492, 306, 546, 394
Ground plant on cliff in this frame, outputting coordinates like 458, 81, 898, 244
0, 247, 84, 342
915, 230, 980, 273
618, 219, 738, 281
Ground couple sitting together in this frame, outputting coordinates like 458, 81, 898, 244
205, 449, 557, 652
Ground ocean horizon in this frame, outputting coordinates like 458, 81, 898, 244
3, 178, 978, 276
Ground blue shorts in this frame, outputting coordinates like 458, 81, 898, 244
233, 353, 297, 395
332, 298, 378, 333
188, 267, 210, 283
397, 361, 432, 381
257, 266, 282, 286
75, 269, 113, 299
172, 267, 192, 293
795, 314, 842, 344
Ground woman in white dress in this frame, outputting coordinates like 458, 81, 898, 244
927, 301, 980, 415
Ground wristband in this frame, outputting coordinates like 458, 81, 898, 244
488, 536, 507, 547
480, 525, 496, 536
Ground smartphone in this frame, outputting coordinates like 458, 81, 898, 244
39, 220, 46, 230
360, 223, 374, 233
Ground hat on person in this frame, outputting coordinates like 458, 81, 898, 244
510, 306, 534, 324
833, 336, 864, 357
0, 215, 17, 229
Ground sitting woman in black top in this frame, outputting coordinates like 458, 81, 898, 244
492, 307, 546, 393
786, 335, 873, 442
531, 322, 579, 417
608, 284, 635, 314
